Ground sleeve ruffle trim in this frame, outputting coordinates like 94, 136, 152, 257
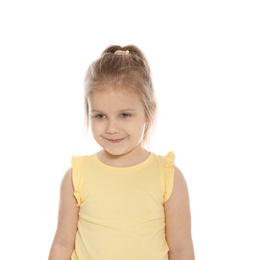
163, 151, 175, 203
72, 156, 84, 207
73, 191, 82, 207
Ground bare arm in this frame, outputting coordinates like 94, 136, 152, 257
48, 168, 79, 260
164, 166, 195, 260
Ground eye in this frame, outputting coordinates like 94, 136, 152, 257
120, 113, 131, 118
93, 114, 105, 119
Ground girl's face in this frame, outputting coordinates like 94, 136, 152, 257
88, 88, 147, 160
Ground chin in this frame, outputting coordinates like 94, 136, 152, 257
105, 150, 126, 157
102, 147, 130, 156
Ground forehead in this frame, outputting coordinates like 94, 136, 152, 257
88, 88, 143, 110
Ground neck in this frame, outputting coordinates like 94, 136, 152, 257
97, 148, 150, 167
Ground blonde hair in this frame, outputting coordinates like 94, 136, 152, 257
84, 44, 157, 144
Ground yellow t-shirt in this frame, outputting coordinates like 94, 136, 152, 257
71, 152, 175, 260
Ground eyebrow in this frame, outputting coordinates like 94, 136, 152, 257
91, 109, 137, 113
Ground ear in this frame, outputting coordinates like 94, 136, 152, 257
144, 121, 150, 133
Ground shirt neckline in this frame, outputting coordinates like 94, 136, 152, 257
92, 152, 154, 171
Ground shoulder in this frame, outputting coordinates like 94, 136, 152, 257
173, 166, 188, 190
71, 154, 95, 168
157, 151, 186, 190
154, 151, 175, 165
164, 165, 190, 210
60, 168, 74, 196
72, 154, 90, 164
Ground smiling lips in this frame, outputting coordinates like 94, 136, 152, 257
105, 137, 125, 143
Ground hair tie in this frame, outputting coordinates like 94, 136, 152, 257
114, 50, 131, 56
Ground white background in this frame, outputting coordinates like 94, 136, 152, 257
0, 0, 253, 259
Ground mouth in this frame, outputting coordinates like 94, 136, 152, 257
105, 138, 125, 143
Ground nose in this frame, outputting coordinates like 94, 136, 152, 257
105, 120, 119, 134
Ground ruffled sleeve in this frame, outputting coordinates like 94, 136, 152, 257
72, 156, 85, 207
162, 151, 175, 203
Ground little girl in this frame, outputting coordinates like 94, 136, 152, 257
49, 45, 195, 260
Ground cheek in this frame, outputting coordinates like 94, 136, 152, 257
91, 121, 103, 134
128, 121, 146, 134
